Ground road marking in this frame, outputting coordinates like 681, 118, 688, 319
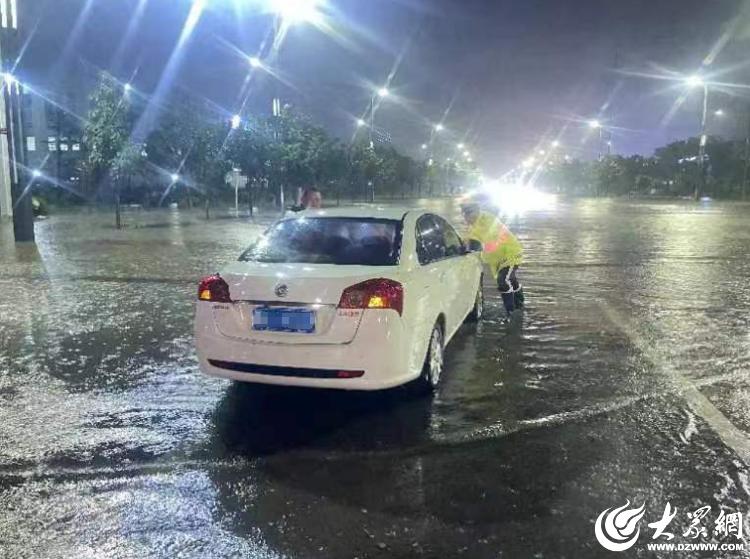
600, 302, 750, 466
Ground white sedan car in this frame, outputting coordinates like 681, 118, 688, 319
194, 207, 484, 391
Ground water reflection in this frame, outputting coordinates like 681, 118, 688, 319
211, 381, 434, 456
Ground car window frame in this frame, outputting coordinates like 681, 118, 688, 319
432, 215, 466, 258
415, 213, 455, 265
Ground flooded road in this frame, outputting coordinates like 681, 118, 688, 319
1, 199, 750, 558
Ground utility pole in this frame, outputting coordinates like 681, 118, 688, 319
742, 108, 750, 201
0, 72, 10, 220
0, 0, 14, 222
1, 0, 33, 241
694, 83, 709, 201
272, 96, 283, 212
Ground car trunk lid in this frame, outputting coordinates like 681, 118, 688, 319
210, 261, 399, 345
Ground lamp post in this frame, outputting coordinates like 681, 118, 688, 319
366, 86, 388, 202
0, 0, 13, 223
429, 123, 445, 194
0, 2, 33, 242
267, 0, 324, 211
368, 87, 388, 149
686, 75, 708, 200
588, 119, 603, 160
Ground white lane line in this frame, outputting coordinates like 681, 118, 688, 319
600, 302, 750, 466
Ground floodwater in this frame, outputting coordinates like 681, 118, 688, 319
1, 199, 750, 558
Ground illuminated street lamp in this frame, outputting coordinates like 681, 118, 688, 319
231, 114, 241, 129
377, 87, 389, 98
457, 143, 464, 149
356, 118, 365, 127
249, 56, 262, 68
588, 119, 601, 129
714, 109, 725, 117
2, 72, 16, 87
421, 144, 427, 150
551, 140, 560, 148
31, 169, 41, 178
270, 0, 324, 24
124, 83, 132, 93
170, 173, 180, 182
685, 74, 705, 88
538, 149, 546, 156
434, 123, 444, 132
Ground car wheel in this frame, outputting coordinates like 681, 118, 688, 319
466, 279, 484, 323
419, 323, 444, 391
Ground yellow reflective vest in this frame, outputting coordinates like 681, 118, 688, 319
466, 212, 523, 278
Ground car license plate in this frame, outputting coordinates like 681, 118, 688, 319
252, 307, 315, 333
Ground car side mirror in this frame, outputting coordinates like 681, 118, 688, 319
467, 239, 483, 253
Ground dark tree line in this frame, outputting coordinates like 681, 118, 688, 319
38, 72, 479, 227
540, 137, 750, 199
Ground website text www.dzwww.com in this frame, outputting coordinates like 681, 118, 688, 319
647, 542, 745, 552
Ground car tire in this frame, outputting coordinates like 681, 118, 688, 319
465, 278, 484, 323
418, 322, 444, 392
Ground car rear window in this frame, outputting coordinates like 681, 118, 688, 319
239, 217, 402, 266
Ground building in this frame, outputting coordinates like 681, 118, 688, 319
22, 90, 83, 182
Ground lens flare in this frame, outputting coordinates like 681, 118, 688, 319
481, 180, 557, 216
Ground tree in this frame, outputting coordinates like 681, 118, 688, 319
79, 72, 134, 227
112, 142, 146, 228
348, 139, 382, 200
145, 99, 233, 216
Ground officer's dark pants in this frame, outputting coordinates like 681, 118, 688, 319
497, 266, 523, 314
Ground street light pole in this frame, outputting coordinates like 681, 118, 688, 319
366, 87, 388, 202
0, 0, 12, 222
695, 83, 709, 200
368, 94, 376, 202
0, 1, 34, 242
369, 93, 375, 149
742, 108, 750, 201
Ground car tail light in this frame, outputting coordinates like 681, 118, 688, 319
338, 278, 403, 315
336, 370, 365, 378
198, 274, 231, 302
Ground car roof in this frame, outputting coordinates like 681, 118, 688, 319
290, 206, 420, 221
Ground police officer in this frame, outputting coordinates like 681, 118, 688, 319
461, 200, 524, 315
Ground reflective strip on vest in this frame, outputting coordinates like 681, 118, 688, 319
483, 225, 511, 253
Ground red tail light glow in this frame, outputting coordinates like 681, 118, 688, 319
338, 278, 403, 315
198, 274, 232, 302
336, 370, 365, 378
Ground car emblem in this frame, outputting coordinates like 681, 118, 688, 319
274, 284, 288, 298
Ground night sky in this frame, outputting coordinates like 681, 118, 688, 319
18, 0, 750, 174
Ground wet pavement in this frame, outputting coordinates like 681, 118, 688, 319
1, 200, 750, 558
